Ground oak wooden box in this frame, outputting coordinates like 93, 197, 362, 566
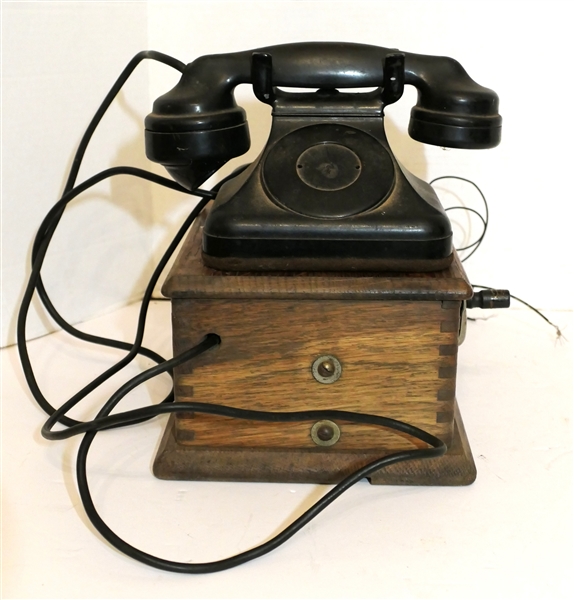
154, 213, 476, 486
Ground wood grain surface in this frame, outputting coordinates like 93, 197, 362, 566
172, 298, 459, 452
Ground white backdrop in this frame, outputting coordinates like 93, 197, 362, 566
2, 0, 573, 347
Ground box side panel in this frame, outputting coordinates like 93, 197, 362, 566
171, 298, 459, 453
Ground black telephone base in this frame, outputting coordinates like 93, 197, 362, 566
201, 116, 454, 272
202, 252, 453, 273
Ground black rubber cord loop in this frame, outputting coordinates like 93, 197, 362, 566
17, 50, 448, 575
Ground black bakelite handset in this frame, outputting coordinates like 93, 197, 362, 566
145, 42, 501, 271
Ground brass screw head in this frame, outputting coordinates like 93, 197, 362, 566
311, 420, 341, 447
317, 359, 335, 377
312, 355, 342, 384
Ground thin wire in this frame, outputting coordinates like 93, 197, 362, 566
443, 207, 486, 251
432, 177, 562, 337
430, 175, 489, 262
472, 285, 564, 338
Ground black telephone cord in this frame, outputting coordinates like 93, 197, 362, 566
18, 166, 213, 428
28, 51, 187, 427
20, 167, 446, 573
18, 51, 447, 573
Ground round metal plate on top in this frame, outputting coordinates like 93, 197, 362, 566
262, 124, 394, 219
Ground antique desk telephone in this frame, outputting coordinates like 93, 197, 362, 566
19, 42, 506, 573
